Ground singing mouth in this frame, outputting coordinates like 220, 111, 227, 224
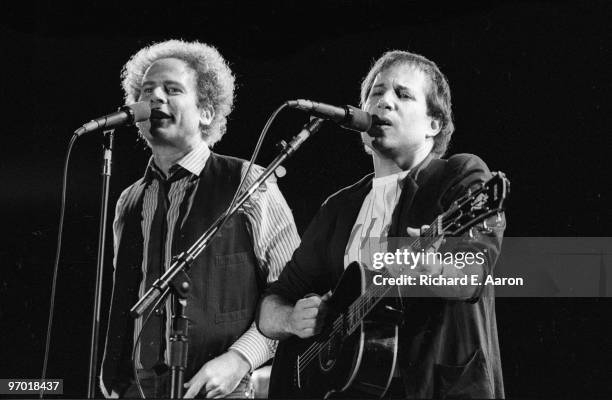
150, 109, 172, 121
373, 115, 393, 126
367, 115, 392, 137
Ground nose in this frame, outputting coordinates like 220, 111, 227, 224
376, 93, 393, 110
149, 87, 168, 104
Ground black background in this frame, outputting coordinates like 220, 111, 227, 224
0, 0, 610, 398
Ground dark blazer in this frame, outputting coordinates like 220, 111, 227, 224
267, 153, 505, 399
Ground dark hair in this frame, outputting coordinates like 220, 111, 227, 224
360, 50, 454, 157
122, 39, 235, 147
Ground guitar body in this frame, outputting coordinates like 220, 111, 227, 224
269, 262, 400, 399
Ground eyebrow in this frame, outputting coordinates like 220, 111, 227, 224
371, 82, 414, 95
142, 79, 184, 87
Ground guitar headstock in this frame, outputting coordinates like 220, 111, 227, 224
442, 171, 510, 236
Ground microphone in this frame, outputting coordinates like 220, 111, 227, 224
74, 101, 151, 136
286, 99, 373, 132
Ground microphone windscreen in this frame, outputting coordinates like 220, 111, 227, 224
346, 106, 372, 132
129, 101, 151, 122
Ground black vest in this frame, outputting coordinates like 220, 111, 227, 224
101, 153, 263, 392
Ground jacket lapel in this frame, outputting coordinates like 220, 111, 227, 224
389, 176, 419, 237
329, 175, 373, 279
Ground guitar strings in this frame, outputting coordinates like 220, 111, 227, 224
297, 280, 395, 373
297, 268, 398, 371
297, 281, 386, 371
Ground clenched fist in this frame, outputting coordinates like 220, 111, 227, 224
287, 293, 330, 338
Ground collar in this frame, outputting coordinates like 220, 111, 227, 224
407, 151, 436, 183
344, 152, 436, 202
372, 169, 411, 187
144, 141, 211, 182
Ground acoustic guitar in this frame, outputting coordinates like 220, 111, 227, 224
269, 172, 510, 399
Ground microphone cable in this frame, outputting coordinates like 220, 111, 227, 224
224, 102, 288, 220
39, 133, 78, 398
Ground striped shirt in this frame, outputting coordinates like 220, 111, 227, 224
112, 140, 300, 371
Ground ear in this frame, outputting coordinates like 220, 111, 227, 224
427, 118, 441, 138
199, 104, 215, 127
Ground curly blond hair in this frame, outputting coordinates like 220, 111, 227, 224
122, 39, 235, 147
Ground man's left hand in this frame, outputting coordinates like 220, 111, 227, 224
183, 350, 250, 398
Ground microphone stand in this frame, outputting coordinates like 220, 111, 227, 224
87, 129, 114, 398
130, 117, 324, 398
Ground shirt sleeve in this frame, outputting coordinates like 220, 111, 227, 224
229, 322, 278, 371
227, 163, 300, 370
239, 163, 301, 284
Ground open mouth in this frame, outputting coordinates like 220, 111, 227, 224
373, 115, 392, 127
366, 115, 392, 137
150, 109, 172, 121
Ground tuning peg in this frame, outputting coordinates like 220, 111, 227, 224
481, 220, 493, 234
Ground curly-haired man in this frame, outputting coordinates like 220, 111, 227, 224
101, 40, 299, 398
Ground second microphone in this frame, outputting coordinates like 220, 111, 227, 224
286, 99, 375, 133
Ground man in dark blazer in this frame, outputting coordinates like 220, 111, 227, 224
258, 50, 505, 398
